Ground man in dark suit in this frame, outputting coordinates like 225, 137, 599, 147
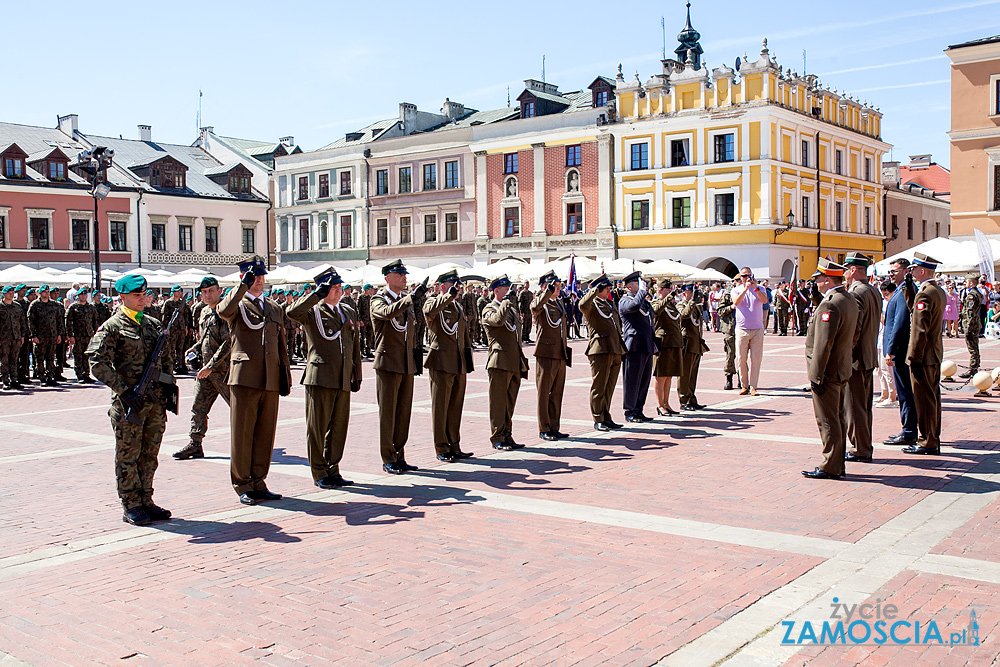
882, 258, 918, 446
618, 271, 656, 423
903, 253, 946, 455
843, 252, 882, 463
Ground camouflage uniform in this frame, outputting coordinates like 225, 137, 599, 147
27, 298, 66, 384
283, 300, 298, 361
0, 299, 25, 387
358, 292, 374, 357
14, 297, 31, 382
160, 297, 191, 372
411, 290, 428, 350
462, 289, 481, 348
65, 300, 99, 382
962, 287, 983, 372
183, 306, 232, 455
87, 310, 172, 511
717, 290, 737, 378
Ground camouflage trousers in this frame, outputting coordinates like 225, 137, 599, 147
723, 329, 737, 375
190, 371, 231, 442
18, 338, 30, 381
0, 340, 18, 385
285, 327, 296, 360
72, 337, 92, 380
167, 331, 188, 371
467, 318, 481, 347
32, 337, 58, 382
111, 397, 167, 510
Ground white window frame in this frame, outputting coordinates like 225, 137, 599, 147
442, 206, 461, 241
666, 190, 696, 229
241, 220, 258, 254
622, 193, 652, 232
625, 138, 652, 171
421, 161, 438, 191
25, 208, 54, 250
501, 203, 522, 238
203, 218, 222, 253
339, 213, 354, 248
295, 173, 310, 202
318, 216, 329, 247
107, 212, 131, 252
338, 169, 353, 197
665, 132, 694, 168
707, 186, 740, 226
0, 206, 9, 248
990, 74, 1000, 118
986, 146, 1000, 213
707, 128, 738, 164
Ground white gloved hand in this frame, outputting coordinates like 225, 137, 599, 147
638, 278, 646, 293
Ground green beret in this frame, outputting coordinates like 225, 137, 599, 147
1, 286, 12, 295
170, 285, 182, 293
198, 276, 219, 290
15, 284, 26, 291
26, 289, 36, 296
363, 283, 373, 290
145, 289, 155, 296
38, 284, 50, 292
115, 275, 147, 295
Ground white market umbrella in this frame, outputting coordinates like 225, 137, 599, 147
686, 268, 731, 282
601, 258, 649, 280
39, 267, 64, 274
643, 259, 698, 279
0, 264, 62, 286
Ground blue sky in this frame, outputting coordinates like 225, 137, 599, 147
7, 0, 999, 167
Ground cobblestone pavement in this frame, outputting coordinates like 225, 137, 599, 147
1, 330, 998, 667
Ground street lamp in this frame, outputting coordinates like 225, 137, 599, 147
775, 210, 794, 238
77, 147, 114, 292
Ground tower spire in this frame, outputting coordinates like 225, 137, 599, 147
675, 1, 703, 69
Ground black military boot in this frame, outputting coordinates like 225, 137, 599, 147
173, 440, 205, 460
724, 374, 733, 391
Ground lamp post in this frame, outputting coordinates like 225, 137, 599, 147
77, 148, 114, 292
775, 210, 795, 239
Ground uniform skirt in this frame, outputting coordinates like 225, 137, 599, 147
654, 346, 682, 377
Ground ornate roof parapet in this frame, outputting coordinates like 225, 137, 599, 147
712, 63, 736, 84
668, 57, 710, 85
740, 38, 779, 75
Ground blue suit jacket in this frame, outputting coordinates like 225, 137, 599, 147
882, 286, 910, 361
618, 289, 657, 354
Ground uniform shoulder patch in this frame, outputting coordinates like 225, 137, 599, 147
821, 312, 830, 322
916, 303, 925, 311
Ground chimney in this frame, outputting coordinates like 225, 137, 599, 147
57, 114, 78, 136
279, 136, 294, 147
138, 125, 152, 142
399, 103, 417, 135
908, 154, 931, 169
881, 161, 900, 187
442, 98, 465, 121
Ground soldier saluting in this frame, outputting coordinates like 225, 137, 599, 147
87, 274, 177, 525
579, 274, 625, 431
531, 270, 570, 441
482, 275, 529, 450
902, 253, 946, 456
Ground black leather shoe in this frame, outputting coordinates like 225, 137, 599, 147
637, 413, 654, 422
383, 462, 405, 475
493, 441, 516, 451
173, 441, 205, 460
329, 474, 353, 486
902, 445, 940, 455
315, 477, 338, 489
143, 503, 172, 520
239, 493, 257, 505
883, 434, 917, 446
594, 422, 610, 432
681, 404, 698, 411
552, 431, 570, 439
252, 488, 282, 501
399, 461, 419, 471
605, 421, 623, 429
540, 431, 559, 441
845, 452, 873, 463
437, 453, 456, 463
626, 415, 645, 423
123, 507, 151, 526
691, 403, 707, 410
724, 375, 733, 391
801, 467, 844, 479
505, 439, 524, 449
453, 450, 474, 459
958, 370, 975, 379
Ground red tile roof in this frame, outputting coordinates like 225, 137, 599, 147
900, 163, 951, 201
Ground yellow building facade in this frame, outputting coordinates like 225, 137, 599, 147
608, 39, 890, 279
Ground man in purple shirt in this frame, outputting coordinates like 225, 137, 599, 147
732, 267, 767, 395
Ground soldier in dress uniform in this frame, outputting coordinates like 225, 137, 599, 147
775, 281, 793, 336
27, 285, 65, 386
87, 274, 175, 526
358, 284, 375, 359
371, 260, 427, 474
802, 259, 859, 479
173, 277, 232, 461
531, 270, 570, 441
579, 275, 625, 431
794, 279, 811, 336
651, 278, 682, 415
423, 270, 474, 462
0, 286, 25, 390
287, 268, 362, 488
482, 275, 529, 450
218, 256, 291, 505
902, 253, 946, 456
959, 276, 983, 378
718, 283, 738, 390
677, 284, 707, 411
619, 271, 656, 423
160, 286, 192, 374
843, 252, 882, 463
65, 287, 99, 383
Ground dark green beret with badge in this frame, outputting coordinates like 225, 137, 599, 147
115, 274, 147, 294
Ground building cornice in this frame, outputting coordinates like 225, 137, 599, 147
949, 126, 1000, 141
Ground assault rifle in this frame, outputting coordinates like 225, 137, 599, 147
125, 311, 180, 425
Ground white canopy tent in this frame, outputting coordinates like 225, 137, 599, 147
873, 237, 1000, 276
0, 264, 75, 288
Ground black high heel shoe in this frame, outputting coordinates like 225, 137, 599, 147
657, 407, 678, 416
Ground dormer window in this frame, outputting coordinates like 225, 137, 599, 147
139, 156, 188, 190
588, 77, 616, 109
229, 175, 251, 194
49, 161, 66, 181
595, 90, 609, 107
4, 157, 24, 178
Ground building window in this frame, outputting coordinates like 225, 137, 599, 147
242, 227, 255, 254
595, 89, 609, 107
376, 218, 388, 246
72, 219, 89, 250
864, 158, 872, 182
341, 215, 352, 248
399, 216, 411, 244
567, 202, 583, 233
864, 207, 871, 235
630, 143, 649, 170
801, 140, 810, 168
49, 161, 66, 181
444, 160, 459, 188
299, 219, 310, 250
424, 214, 437, 242
631, 201, 649, 230
30, 218, 49, 249
802, 197, 810, 227
995, 165, 1000, 210
318, 174, 329, 198
523, 101, 535, 118
835, 202, 843, 231
376, 169, 388, 195
835, 150, 843, 175
399, 167, 412, 193
892, 215, 899, 239
671, 197, 691, 228
996, 78, 1000, 115
504, 207, 520, 237
423, 163, 436, 190
713, 134, 735, 163
907, 217, 913, 240
179, 224, 193, 252
319, 219, 328, 245
504, 153, 518, 174
151, 223, 166, 251
0, 215, 5, 248
445, 212, 458, 241
152, 164, 186, 189
566, 145, 581, 167
922, 219, 927, 241
4, 157, 24, 178
229, 174, 251, 194
671, 139, 690, 167
714, 193, 735, 225
110, 221, 126, 251
340, 171, 351, 195
298, 176, 308, 200
205, 226, 219, 253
